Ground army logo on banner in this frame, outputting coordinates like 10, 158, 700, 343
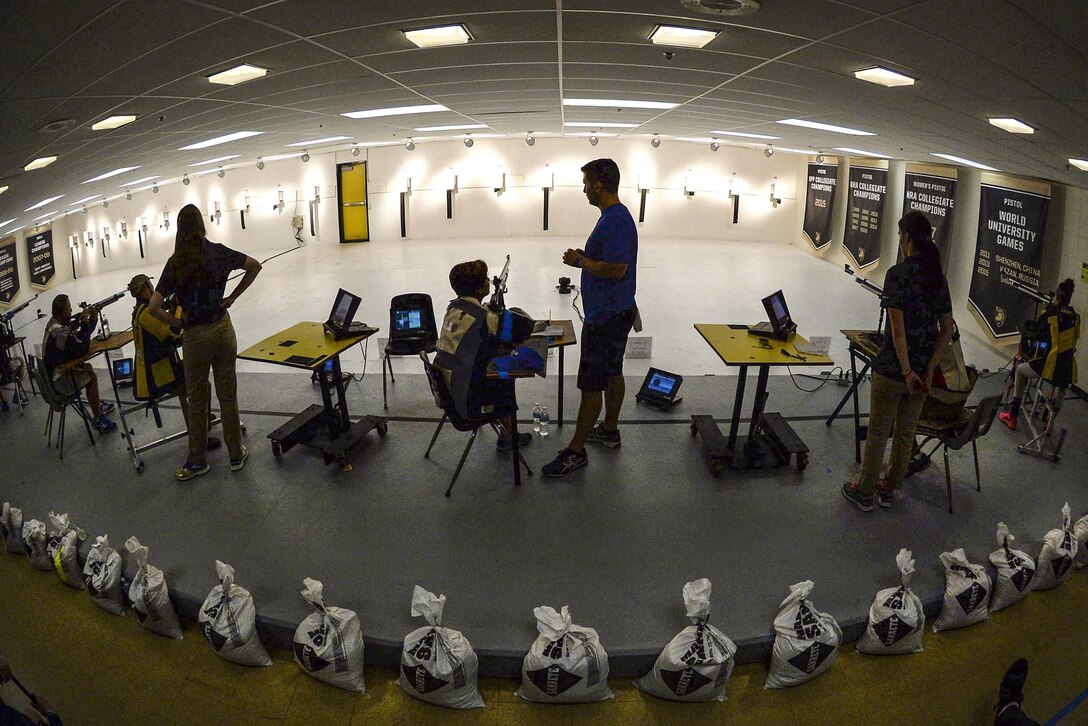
968, 183, 1049, 338
843, 166, 887, 268
25, 228, 56, 288
0, 236, 19, 305
802, 164, 837, 250
902, 171, 956, 264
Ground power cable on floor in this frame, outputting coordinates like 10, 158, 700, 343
786, 365, 844, 392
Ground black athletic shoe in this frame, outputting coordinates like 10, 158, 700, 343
841, 481, 873, 512
496, 432, 533, 452
99, 401, 115, 416
998, 659, 1029, 711
586, 423, 621, 448
542, 448, 588, 478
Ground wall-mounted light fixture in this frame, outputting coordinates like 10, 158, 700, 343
120, 220, 128, 238
102, 226, 111, 243
300, 151, 310, 163
589, 135, 599, 146
525, 132, 536, 146
764, 145, 774, 157
275, 188, 285, 213
651, 134, 662, 148
161, 207, 170, 230
405, 138, 416, 151
217, 167, 226, 178
84, 231, 94, 248
710, 139, 720, 152
463, 135, 474, 148
256, 157, 265, 170
125, 189, 132, 201
683, 171, 695, 199
351, 144, 360, 157
770, 176, 781, 208
182, 174, 191, 186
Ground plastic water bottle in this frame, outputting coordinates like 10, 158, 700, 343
532, 402, 542, 433
538, 406, 550, 437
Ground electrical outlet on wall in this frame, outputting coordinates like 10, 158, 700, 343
291, 214, 304, 230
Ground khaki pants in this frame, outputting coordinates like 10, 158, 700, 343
859, 372, 927, 495
182, 315, 242, 465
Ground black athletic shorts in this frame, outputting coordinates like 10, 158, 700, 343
577, 307, 636, 392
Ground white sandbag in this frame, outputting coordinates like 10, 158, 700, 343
765, 581, 842, 689
1074, 513, 1088, 570
1032, 503, 1078, 591
932, 549, 990, 632
517, 605, 613, 703
22, 519, 50, 571
293, 578, 365, 692
1, 503, 25, 554
398, 585, 484, 709
125, 537, 182, 639
988, 523, 1036, 612
198, 560, 271, 667
46, 512, 86, 589
634, 578, 737, 702
856, 549, 925, 655
83, 535, 125, 616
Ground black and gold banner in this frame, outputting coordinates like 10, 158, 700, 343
902, 170, 956, 259
802, 163, 837, 250
0, 236, 19, 305
25, 228, 55, 287
843, 166, 887, 268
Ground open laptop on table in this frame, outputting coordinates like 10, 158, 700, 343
748, 289, 797, 342
323, 288, 369, 340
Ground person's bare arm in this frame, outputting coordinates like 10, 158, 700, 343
222, 256, 262, 309
147, 291, 181, 329
562, 248, 627, 279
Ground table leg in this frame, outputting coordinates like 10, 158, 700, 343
318, 365, 338, 440
105, 348, 143, 470
727, 365, 748, 454
332, 355, 350, 434
511, 417, 521, 486
557, 345, 564, 427
20, 340, 35, 396
744, 365, 771, 462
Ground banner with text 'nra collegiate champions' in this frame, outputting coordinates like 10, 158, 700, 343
843, 166, 887, 268
902, 169, 956, 265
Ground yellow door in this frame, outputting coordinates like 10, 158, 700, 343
337, 162, 369, 242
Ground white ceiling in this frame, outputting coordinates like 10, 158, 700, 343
2, 0, 1086, 224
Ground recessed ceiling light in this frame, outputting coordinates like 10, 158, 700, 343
207, 64, 268, 86
24, 156, 58, 171
71, 195, 101, 206
286, 136, 352, 147
834, 147, 890, 158
0, 187, 7, 196
931, 153, 998, 171
1069, 158, 1088, 172
988, 118, 1034, 134
564, 98, 678, 110
189, 155, 241, 167
179, 131, 263, 150
402, 25, 472, 48
124, 176, 159, 186
341, 104, 449, 119
649, 25, 719, 49
32, 210, 58, 221
25, 195, 64, 211
91, 115, 139, 131
712, 130, 780, 140
414, 124, 487, 132
0, 219, 16, 230
82, 166, 140, 184
564, 122, 640, 129
853, 67, 916, 87
777, 119, 875, 135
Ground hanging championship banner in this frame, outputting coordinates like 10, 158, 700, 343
842, 165, 887, 268
902, 166, 957, 264
968, 181, 1050, 339
25, 227, 55, 288
802, 163, 837, 250
0, 236, 19, 305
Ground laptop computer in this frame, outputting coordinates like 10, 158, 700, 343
323, 288, 368, 340
635, 367, 683, 410
748, 289, 797, 341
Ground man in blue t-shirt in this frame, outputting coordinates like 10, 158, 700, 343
543, 158, 638, 478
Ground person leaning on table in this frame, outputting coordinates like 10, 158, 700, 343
146, 204, 261, 481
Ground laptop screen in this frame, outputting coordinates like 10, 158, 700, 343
328, 288, 362, 331
762, 290, 793, 332
647, 371, 677, 396
394, 308, 423, 331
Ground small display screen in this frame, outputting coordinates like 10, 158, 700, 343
395, 309, 423, 331
770, 294, 787, 322
112, 358, 133, 379
647, 373, 675, 395
332, 293, 354, 326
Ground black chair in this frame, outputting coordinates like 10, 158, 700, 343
420, 351, 531, 496
383, 293, 438, 409
911, 395, 1001, 513
29, 356, 95, 459
0, 356, 27, 414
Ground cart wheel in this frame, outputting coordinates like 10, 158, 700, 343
135, 461, 145, 473
796, 452, 809, 472
271, 440, 282, 457
710, 461, 723, 478
376, 421, 388, 437
690, 423, 698, 437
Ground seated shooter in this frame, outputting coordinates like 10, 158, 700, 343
42, 294, 115, 432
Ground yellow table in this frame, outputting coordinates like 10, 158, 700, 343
238, 322, 386, 470
692, 324, 834, 476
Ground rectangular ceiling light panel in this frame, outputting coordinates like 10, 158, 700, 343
24, 156, 58, 171
931, 153, 998, 170
82, 166, 140, 183
649, 25, 719, 49
853, 67, 915, 87
988, 117, 1034, 134
564, 98, 678, 110
208, 64, 269, 86
179, 131, 263, 150
712, 130, 780, 139
341, 104, 448, 119
124, 176, 159, 186
1069, 158, 1088, 172
403, 25, 472, 48
71, 195, 101, 205
0, 187, 7, 196
286, 136, 352, 147
564, 122, 639, 129
25, 195, 64, 211
777, 119, 874, 135
835, 147, 889, 158
91, 115, 139, 131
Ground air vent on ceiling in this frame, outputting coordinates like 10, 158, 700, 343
39, 118, 76, 133
682, 0, 760, 15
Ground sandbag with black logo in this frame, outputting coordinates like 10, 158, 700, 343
856, 549, 925, 655
765, 581, 842, 689
517, 605, 613, 704
932, 549, 990, 632
1032, 503, 1078, 591
398, 586, 484, 709
988, 523, 1036, 612
1, 503, 25, 554
1074, 513, 1088, 570
125, 537, 182, 639
22, 519, 50, 571
293, 578, 365, 692
198, 560, 271, 667
83, 535, 125, 616
47, 511, 85, 589
634, 578, 736, 701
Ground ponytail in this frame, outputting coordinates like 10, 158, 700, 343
898, 210, 943, 289
1056, 278, 1074, 307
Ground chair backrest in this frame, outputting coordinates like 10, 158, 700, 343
946, 395, 1001, 450
389, 293, 437, 349
419, 351, 483, 432
28, 357, 65, 413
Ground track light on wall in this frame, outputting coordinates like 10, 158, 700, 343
125, 189, 132, 201
651, 134, 661, 148
256, 157, 265, 170
152, 185, 159, 193
710, 140, 720, 151
525, 132, 535, 146
351, 144, 360, 156
464, 135, 474, 148
405, 138, 416, 151
301, 151, 310, 162
764, 145, 774, 157
82, 206, 88, 215
182, 174, 190, 185
589, 135, 599, 146
815, 153, 826, 164
217, 167, 225, 178
102, 199, 108, 208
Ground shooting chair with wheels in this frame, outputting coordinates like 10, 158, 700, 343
384, 293, 438, 409
1016, 376, 1069, 461
29, 356, 95, 459
420, 351, 531, 497
911, 395, 1001, 513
